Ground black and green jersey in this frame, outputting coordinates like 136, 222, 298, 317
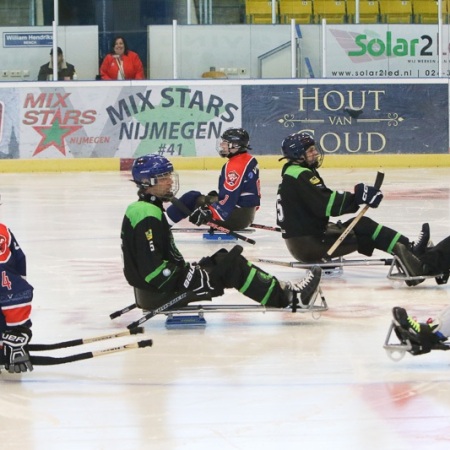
276, 163, 359, 238
121, 196, 185, 292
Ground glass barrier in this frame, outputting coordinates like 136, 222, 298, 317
0, 1, 449, 81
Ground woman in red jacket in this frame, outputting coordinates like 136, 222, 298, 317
100, 36, 145, 80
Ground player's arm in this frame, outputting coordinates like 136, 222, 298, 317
133, 216, 185, 291
298, 171, 359, 218
2, 324, 33, 373
209, 158, 249, 220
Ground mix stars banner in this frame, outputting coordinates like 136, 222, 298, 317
0, 84, 242, 160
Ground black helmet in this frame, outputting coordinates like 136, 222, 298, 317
221, 128, 251, 149
280, 132, 323, 168
219, 128, 251, 158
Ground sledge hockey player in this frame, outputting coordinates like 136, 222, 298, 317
391, 306, 450, 355
276, 131, 430, 284
165, 127, 260, 231
0, 223, 34, 373
121, 154, 322, 312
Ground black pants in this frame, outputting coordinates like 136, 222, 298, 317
133, 246, 289, 310
421, 236, 450, 275
285, 217, 410, 263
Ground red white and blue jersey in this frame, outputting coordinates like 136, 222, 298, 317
210, 152, 261, 221
0, 223, 33, 332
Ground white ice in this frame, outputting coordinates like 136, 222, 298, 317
1, 167, 450, 450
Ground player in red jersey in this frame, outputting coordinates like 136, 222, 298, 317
165, 128, 261, 231
0, 223, 34, 373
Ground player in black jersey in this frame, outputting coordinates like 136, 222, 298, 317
276, 131, 431, 282
121, 154, 322, 311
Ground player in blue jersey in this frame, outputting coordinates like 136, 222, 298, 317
165, 128, 261, 231
0, 223, 34, 373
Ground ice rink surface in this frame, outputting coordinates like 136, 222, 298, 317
1, 167, 450, 450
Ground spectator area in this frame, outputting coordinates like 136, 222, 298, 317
245, 0, 446, 24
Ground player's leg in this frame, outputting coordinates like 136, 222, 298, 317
392, 306, 448, 354
219, 207, 256, 231
202, 245, 322, 308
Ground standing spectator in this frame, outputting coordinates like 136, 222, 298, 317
100, 36, 145, 80
37, 47, 76, 81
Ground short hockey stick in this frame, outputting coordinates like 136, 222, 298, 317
325, 171, 385, 259
170, 197, 256, 245
110, 303, 138, 319
250, 223, 282, 232
126, 290, 195, 329
30, 339, 153, 366
28, 327, 144, 351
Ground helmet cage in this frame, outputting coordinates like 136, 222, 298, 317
217, 128, 251, 157
281, 132, 323, 169
131, 154, 179, 199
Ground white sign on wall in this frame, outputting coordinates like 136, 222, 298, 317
325, 24, 450, 78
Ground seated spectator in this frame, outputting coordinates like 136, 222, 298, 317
100, 36, 145, 80
37, 47, 76, 81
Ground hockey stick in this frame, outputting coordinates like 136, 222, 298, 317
28, 327, 144, 351
30, 339, 153, 366
170, 197, 256, 245
110, 303, 138, 319
325, 171, 385, 259
250, 223, 282, 232
126, 290, 195, 329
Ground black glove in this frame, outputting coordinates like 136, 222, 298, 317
180, 264, 214, 295
354, 183, 383, 208
2, 326, 33, 373
189, 206, 213, 226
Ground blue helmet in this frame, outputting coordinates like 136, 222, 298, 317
131, 154, 179, 200
131, 154, 173, 187
280, 132, 323, 168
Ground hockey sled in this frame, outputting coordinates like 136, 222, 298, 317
162, 292, 328, 328
386, 255, 449, 286
172, 227, 255, 234
172, 227, 256, 245
257, 257, 393, 278
383, 321, 414, 361
383, 320, 450, 361
110, 287, 328, 329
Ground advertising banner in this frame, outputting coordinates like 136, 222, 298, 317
1, 82, 449, 160
0, 83, 242, 159
326, 24, 450, 78
242, 83, 448, 155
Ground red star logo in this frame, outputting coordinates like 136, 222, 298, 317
32, 120, 82, 156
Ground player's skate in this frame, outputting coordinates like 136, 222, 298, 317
412, 223, 430, 257
285, 266, 322, 310
391, 307, 449, 355
392, 242, 425, 286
